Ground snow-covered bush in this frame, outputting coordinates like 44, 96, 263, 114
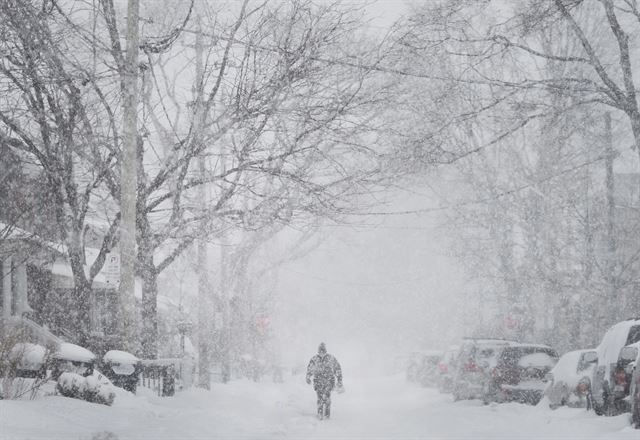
51, 342, 96, 378
56, 371, 115, 406
0, 322, 55, 400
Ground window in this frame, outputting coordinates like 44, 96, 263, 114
625, 325, 640, 346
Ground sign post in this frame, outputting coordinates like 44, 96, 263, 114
103, 252, 121, 289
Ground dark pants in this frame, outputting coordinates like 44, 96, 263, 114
315, 382, 333, 418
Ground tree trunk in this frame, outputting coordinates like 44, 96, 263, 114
139, 248, 158, 359
118, 0, 140, 352
196, 236, 212, 389
68, 251, 92, 346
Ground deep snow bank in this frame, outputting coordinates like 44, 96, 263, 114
0, 374, 636, 439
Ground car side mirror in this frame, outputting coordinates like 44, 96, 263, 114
582, 352, 598, 364
625, 362, 636, 375
620, 347, 638, 363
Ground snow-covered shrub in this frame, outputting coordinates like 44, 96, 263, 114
57, 372, 115, 406
0, 323, 54, 400
51, 342, 97, 378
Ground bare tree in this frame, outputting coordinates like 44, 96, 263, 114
97, 0, 394, 358
0, 2, 120, 344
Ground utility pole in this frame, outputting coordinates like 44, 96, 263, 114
119, 0, 140, 351
604, 112, 616, 331
194, 20, 213, 389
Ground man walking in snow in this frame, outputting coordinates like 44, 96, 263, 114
306, 342, 343, 420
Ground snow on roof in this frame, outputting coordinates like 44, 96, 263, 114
54, 343, 96, 363
0, 222, 144, 295
103, 350, 139, 364
5, 316, 63, 346
0, 222, 65, 254
49, 255, 143, 298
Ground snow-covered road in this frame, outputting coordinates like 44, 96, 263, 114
1, 374, 637, 439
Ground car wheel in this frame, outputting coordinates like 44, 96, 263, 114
602, 382, 619, 416
593, 400, 605, 416
632, 402, 640, 428
481, 382, 495, 405
453, 384, 464, 401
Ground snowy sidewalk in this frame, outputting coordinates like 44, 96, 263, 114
0, 374, 637, 439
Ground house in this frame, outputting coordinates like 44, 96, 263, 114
0, 222, 122, 353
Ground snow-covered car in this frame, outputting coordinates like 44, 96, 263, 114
603, 341, 640, 417
592, 318, 640, 416
544, 349, 597, 409
482, 344, 558, 405
452, 338, 516, 401
437, 345, 459, 393
406, 352, 425, 382
417, 351, 443, 388
628, 343, 640, 428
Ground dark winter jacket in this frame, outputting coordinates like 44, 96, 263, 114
306, 353, 342, 390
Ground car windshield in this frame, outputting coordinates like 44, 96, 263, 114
577, 352, 597, 372
625, 325, 640, 346
425, 355, 441, 364
499, 347, 558, 369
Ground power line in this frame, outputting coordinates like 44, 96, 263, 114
179, 27, 451, 82
349, 154, 607, 217
280, 267, 432, 287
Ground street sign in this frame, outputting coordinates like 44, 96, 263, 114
102, 252, 120, 289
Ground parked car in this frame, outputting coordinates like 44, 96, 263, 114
628, 343, 640, 428
437, 345, 460, 393
592, 318, 640, 416
452, 338, 516, 401
482, 343, 558, 405
544, 349, 597, 409
406, 352, 425, 383
417, 351, 443, 388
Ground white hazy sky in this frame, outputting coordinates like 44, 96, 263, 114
273, 176, 467, 374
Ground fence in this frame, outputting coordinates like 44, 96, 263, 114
138, 357, 194, 396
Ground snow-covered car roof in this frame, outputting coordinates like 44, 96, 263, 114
461, 338, 518, 346
596, 319, 640, 371
549, 349, 597, 387
422, 350, 444, 357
